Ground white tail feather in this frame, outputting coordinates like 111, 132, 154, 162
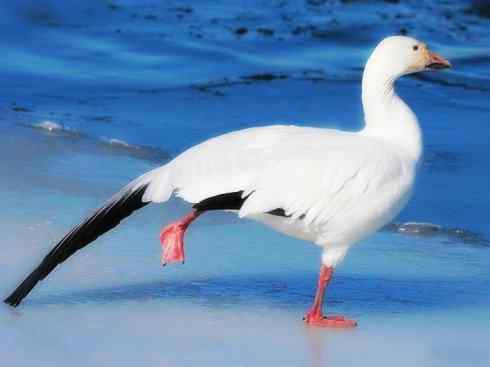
129, 165, 174, 203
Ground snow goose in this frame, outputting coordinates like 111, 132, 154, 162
4, 36, 450, 328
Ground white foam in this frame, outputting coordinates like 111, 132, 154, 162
101, 137, 169, 162
34, 120, 65, 132
396, 222, 442, 234
106, 138, 137, 149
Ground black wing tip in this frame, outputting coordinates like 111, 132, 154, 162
4, 268, 43, 307
193, 191, 247, 211
3, 183, 151, 308
5, 288, 28, 307
4, 295, 21, 307
193, 191, 289, 217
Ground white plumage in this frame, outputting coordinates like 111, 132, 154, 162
131, 35, 448, 267
5, 36, 450, 324
136, 125, 414, 266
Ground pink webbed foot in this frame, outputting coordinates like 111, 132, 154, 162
303, 313, 357, 328
303, 265, 357, 328
159, 211, 201, 266
159, 223, 186, 264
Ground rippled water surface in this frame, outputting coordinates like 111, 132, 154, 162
1, 1, 489, 366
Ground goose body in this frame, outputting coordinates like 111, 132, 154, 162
5, 36, 450, 327
148, 125, 416, 265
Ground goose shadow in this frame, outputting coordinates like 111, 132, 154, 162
24, 272, 490, 314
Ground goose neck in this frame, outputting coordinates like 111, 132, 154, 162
361, 65, 422, 162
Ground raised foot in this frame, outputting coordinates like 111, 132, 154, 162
159, 222, 186, 265
303, 314, 357, 328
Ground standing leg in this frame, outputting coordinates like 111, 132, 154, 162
159, 210, 202, 265
303, 265, 357, 328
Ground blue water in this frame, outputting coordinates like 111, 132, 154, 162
1, 1, 490, 366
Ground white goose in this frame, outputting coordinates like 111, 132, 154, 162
5, 36, 450, 328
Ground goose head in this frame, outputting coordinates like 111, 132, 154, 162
361, 36, 450, 160
365, 36, 451, 79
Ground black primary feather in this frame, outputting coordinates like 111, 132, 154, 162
5, 187, 291, 307
193, 191, 247, 211
4, 184, 150, 307
193, 191, 290, 217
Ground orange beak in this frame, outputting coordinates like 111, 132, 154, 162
426, 51, 451, 70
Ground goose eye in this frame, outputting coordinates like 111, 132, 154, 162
412, 45, 419, 51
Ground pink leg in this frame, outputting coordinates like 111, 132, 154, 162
159, 211, 201, 265
303, 265, 357, 328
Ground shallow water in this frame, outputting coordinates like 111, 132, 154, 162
1, 1, 490, 366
